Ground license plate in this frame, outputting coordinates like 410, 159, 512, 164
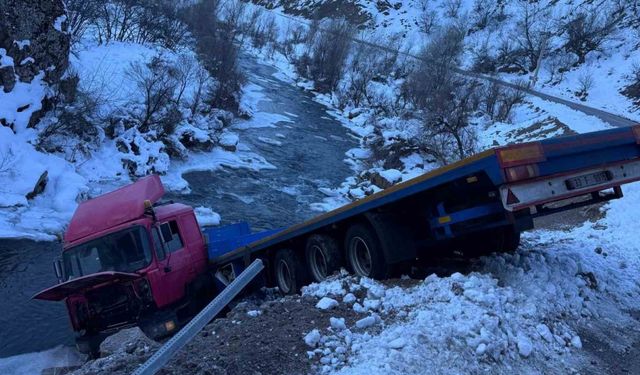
565, 171, 612, 190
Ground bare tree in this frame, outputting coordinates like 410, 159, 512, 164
563, 8, 622, 64
126, 56, 179, 133
514, 1, 552, 72
303, 19, 354, 92
418, 0, 438, 34
65, 0, 100, 44
442, 0, 462, 18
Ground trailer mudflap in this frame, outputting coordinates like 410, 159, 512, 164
500, 158, 640, 211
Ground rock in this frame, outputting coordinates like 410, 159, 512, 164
0, 0, 69, 85
387, 338, 406, 349
571, 335, 583, 349
342, 293, 356, 304
99, 327, 157, 357
517, 334, 533, 357
367, 171, 393, 189
330, 317, 346, 331
26, 170, 48, 200
219, 131, 239, 152
304, 329, 322, 347
0, 65, 16, 93
536, 324, 554, 343
316, 297, 339, 310
355, 316, 376, 329
476, 343, 487, 355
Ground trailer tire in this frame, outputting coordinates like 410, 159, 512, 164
274, 249, 307, 295
345, 223, 388, 279
305, 234, 342, 282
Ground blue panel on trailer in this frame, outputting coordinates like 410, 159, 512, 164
207, 225, 285, 260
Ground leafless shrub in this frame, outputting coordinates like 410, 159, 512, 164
471, 0, 499, 30
182, 0, 244, 111
496, 84, 525, 122
402, 26, 479, 161
442, 0, 462, 18
418, 0, 439, 34
0, 147, 16, 174
65, 0, 100, 44
126, 56, 179, 134
631, 62, 640, 83
576, 71, 594, 100
300, 19, 354, 92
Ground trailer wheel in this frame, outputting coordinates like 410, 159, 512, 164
274, 249, 307, 295
345, 223, 388, 279
305, 234, 342, 282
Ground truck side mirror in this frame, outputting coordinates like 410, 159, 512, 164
53, 259, 63, 283
160, 222, 173, 243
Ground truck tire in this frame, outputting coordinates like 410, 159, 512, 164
464, 225, 521, 257
274, 249, 308, 295
305, 234, 342, 282
345, 223, 388, 279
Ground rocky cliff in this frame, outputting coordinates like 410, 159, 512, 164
0, 0, 70, 129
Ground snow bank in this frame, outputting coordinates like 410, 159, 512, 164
300, 180, 640, 373
0, 346, 82, 375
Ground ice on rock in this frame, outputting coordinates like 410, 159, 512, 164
571, 335, 583, 349
387, 338, 406, 349
246, 310, 261, 317
356, 316, 376, 329
304, 329, 322, 347
342, 293, 356, 304
476, 343, 487, 356
330, 317, 347, 331
536, 324, 553, 342
316, 297, 339, 310
517, 334, 533, 357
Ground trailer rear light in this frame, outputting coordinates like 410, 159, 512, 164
632, 125, 640, 144
496, 143, 546, 167
505, 164, 540, 182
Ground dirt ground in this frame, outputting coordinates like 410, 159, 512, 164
67, 290, 366, 375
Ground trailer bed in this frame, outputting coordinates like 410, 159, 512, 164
208, 125, 640, 266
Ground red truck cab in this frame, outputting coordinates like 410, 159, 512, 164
34, 176, 210, 354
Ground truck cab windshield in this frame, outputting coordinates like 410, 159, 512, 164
63, 226, 152, 280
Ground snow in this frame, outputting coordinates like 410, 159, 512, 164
330, 317, 347, 331
296, 178, 640, 373
258, 136, 283, 146
316, 297, 339, 310
0, 346, 82, 375
305, 329, 322, 347
53, 15, 67, 32
194, 206, 221, 226
14, 40, 30, 50
247, 310, 262, 317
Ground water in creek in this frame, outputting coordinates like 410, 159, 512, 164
169, 56, 357, 230
0, 56, 357, 358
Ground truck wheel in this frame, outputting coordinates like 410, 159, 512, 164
305, 234, 342, 282
76, 333, 102, 359
274, 249, 307, 295
345, 223, 388, 279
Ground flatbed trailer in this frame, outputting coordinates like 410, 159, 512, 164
34, 125, 640, 354
205, 125, 640, 288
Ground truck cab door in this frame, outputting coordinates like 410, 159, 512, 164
147, 220, 192, 308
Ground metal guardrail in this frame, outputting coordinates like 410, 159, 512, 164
132, 259, 265, 375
